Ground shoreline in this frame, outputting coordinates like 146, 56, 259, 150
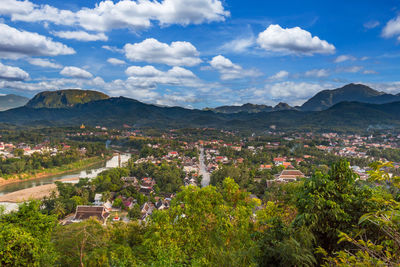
0, 176, 81, 203
0, 156, 106, 188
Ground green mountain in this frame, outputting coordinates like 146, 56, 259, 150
25, 89, 109, 109
1, 93, 400, 131
206, 102, 295, 114
205, 103, 274, 113
300, 83, 400, 111
0, 94, 29, 111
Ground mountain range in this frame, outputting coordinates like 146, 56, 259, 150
1, 84, 400, 131
204, 83, 400, 113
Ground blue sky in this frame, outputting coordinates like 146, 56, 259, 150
0, 0, 400, 108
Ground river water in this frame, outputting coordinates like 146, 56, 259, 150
199, 148, 210, 187
0, 154, 131, 196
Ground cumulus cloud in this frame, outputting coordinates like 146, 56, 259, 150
0, 0, 34, 16
304, 68, 329, 78
52, 31, 108, 41
0, 23, 75, 59
125, 65, 199, 88
124, 38, 202, 66
60, 66, 93, 79
382, 15, 400, 38
256, 24, 335, 55
107, 58, 126, 65
0, 62, 29, 81
1, 0, 229, 32
334, 55, 356, 63
267, 81, 327, 103
27, 58, 62, 69
209, 55, 261, 80
269, 70, 289, 80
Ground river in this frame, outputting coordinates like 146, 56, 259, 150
199, 148, 210, 187
0, 154, 131, 196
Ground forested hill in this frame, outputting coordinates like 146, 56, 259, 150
300, 83, 400, 111
25, 89, 109, 108
1, 95, 400, 131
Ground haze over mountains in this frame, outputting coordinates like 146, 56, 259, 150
0, 94, 29, 111
1, 83, 400, 131
206, 84, 400, 113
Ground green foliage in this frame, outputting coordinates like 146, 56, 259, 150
128, 204, 141, 220
320, 161, 400, 266
0, 201, 58, 266
26, 89, 109, 109
143, 178, 259, 266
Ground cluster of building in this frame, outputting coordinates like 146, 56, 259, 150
0, 141, 63, 158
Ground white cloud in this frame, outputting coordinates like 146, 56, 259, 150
2, 0, 229, 32
125, 65, 199, 88
209, 55, 261, 80
304, 68, 329, 78
0, 62, 29, 81
269, 70, 289, 80
364, 20, 380, 29
267, 81, 327, 103
221, 37, 254, 53
52, 31, 108, 41
102, 45, 124, 53
0, 23, 75, 59
27, 58, 62, 69
256, 24, 335, 55
107, 58, 126, 65
337, 66, 363, 73
124, 38, 202, 66
363, 70, 378, 75
0, 0, 34, 16
60, 66, 93, 79
382, 15, 400, 38
334, 55, 356, 63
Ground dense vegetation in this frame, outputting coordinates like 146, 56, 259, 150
1, 160, 399, 266
26, 89, 109, 109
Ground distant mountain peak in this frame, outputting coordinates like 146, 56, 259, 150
26, 89, 109, 109
300, 83, 400, 111
274, 102, 292, 110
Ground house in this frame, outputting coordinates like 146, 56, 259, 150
140, 186, 154, 195
93, 193, 103, 205
121, 176, 138, 187
168, 151, 178, 157
275, 169, 305, 182
155, 199, 169, 210
141, 202, 155, 220
141, 177, 156, 187
259, 164, 272, 170
72, 205, 110, 225
273, 157, 286, 165
282, 162, 293, 169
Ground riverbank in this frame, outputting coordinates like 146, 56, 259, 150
0, 156, 105, 187
0, 176, 80, 203
0, 184, 57, 202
